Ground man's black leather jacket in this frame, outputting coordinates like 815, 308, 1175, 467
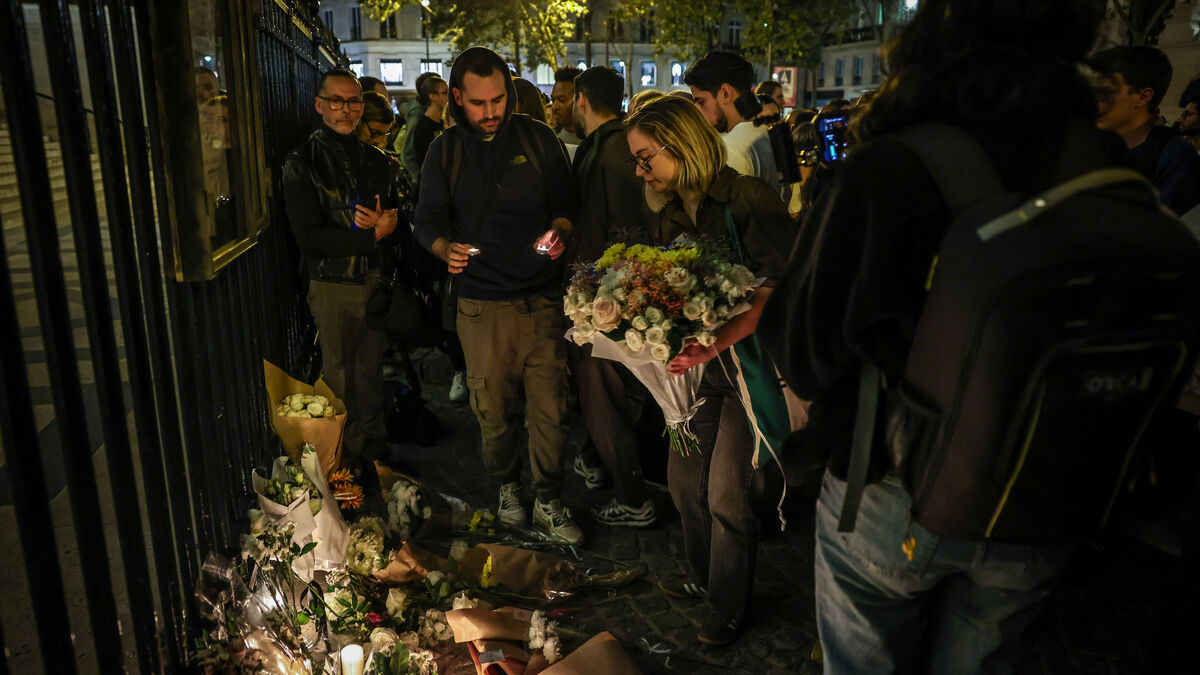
282, 126, 397, 285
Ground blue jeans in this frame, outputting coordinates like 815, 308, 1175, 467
814, 472, 1074, 674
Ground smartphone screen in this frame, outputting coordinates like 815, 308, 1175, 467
817, 112, 850, 163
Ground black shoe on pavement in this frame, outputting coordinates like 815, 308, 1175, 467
697, 611, 741, 647
657, 573, 706, 599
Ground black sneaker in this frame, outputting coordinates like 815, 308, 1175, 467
697, 612, 741, 647
591, 498, 657, 527
657, 573, 706, 599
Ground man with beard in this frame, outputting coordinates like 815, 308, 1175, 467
684, 51, 782, 194
1175, 76, 1200, 153
283, 68, 399, 508
550, 66, 584, 149
414, 47, 584, 545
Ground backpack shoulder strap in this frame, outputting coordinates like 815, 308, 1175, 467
893, 124, 1005, 215
440, 126, 464, 196
511, 115, 544, 179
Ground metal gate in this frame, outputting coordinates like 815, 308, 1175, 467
0, 0, 340, 670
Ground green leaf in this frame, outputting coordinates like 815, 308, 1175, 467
301, 541, 318, 555
296, 611, 310, 625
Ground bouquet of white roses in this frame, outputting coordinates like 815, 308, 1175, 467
275, 392, 335, 418
564, 243, 760, 454
252, 444, 349, 580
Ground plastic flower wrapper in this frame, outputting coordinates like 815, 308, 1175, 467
564, 242, 761, 455
345, 517, 390, 577
251, 444, 348, 580
455, 543, 641, 600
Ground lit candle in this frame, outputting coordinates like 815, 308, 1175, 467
340, 644, 364, 675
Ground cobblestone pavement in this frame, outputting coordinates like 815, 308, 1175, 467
386, 348, 1195, 674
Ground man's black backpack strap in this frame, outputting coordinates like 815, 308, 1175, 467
440, 126, 464, 196
511, 115, 544, 179
894, 124, 1004, 214
838, 362, 882, 532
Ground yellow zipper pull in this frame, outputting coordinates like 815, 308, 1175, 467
902, 536, 917, 562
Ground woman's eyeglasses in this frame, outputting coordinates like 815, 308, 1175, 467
629, 144, 670, 172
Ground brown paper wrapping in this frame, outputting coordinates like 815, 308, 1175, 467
263, 359, 347, 478
540, 632, 642, 675
373, 542, 448, 584
457, 544, 641, 598
445, 608, 530, 643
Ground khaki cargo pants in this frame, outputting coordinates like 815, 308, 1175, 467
457, 294, 570, 502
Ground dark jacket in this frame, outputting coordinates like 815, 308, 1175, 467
413, 49, 578, 300
1129, 125, 1200, 216
570, 116, 652, 263
282, 125, 397, 284
648, 166, 794, 281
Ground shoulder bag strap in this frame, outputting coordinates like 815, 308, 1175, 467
892, 123, 1005, 215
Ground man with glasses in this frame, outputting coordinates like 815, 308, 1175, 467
283, 68, 399, 508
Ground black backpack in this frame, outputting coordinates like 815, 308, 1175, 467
838, 122, 1200, 544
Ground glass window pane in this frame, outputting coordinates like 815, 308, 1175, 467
671, 62, 684, 86
349, 61, 364, 77
640, 61, 656, 87
380, 60, 403, 84
420, 59, 443, 77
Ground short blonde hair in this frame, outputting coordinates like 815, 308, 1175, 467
628, 89, 666, 114
624, 95, 726, 197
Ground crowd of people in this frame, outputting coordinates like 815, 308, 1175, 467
281, 0, 1200, 669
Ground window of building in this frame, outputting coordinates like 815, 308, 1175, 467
322, 10, 333, 33
606, 18, 625, 42
610, 59, 626, 78
641, 61, 656, 87
349, 7, 361, 40
379, 14, 397, 39
640, 12, 656, 42
728, 19, 741, 48
671, 62, 685, 86
349, 61, 364, 77
574, 16, 585, 41
872, 54, 882, 83
852, 56, 863, 85
835, 58, 844, 86
380, 59, 403, 84
818, 60, 825, 86
535, 64, 554, 85
420, 59, 443, 77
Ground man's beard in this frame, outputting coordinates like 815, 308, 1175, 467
714, 107, 730, 133
472, 116, 502, 136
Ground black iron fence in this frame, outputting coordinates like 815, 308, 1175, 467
0, 0, 339, 670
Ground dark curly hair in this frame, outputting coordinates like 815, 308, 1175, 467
857, 0, 1105, 143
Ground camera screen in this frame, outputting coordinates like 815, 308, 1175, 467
817, 113, 850, 163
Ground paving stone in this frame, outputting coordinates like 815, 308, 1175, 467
631, 594, 669, 614
647, 610, 693, 632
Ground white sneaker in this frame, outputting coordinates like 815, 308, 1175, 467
572, 454, 609, 490
497, 482, 526, 526
449, 371, 468, 402
533, 499, 584, 545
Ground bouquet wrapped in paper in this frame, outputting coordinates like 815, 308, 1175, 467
564, 242, 759, 454
251, 444, 349, 579
264, 359, 347, 478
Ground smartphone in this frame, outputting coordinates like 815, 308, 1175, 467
816, 111, 850, 163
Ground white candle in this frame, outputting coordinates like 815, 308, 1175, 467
340, 644, 364, 675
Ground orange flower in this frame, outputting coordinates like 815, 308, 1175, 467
328, 467, 354, 483
334, 483, 364, 511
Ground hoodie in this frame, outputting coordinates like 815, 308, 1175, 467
414, 47, 578, 300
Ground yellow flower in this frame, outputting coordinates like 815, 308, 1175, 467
480, 554, 497, 589
594, 243, 628, 270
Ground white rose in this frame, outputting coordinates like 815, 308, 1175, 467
306, 402, 324, 416
702, 310, 718, 326
289, 396, 305, 411
697, 294, 713, 313
591, 296, 622, 332
297, 411, 312, 418
720, 278, 736, 295
665, 266, 696, 294
370, 627, 400, 654
631, 316, 649, 331
696, 331, 717, 347
731, 264, 756, 288
660, 319, 673, 330
448, 539, 469, 562
644, 326, 666, 345
426, 571, 446, 586
322, 405, 334, 417
624, 329, 645, 353
571, 319, 596, 345
650, 343, 671, 362
386, 588, 408, 617
451, 592, 478, 610
313, 395, 329, 406
683, 299, 704, 321
644, 307, 664, 324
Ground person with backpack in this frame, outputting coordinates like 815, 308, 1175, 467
759, 1, 1200, 672
625, 95, 796, 646
413, 47, 584, 545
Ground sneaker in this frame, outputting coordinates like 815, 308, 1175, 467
657, 573, 706, 599
449, 371, 468, 403
497, 482, 526, 526
697, 612, 741, 647
572, 454, 608, 490
591, 498, 656, 527
532, 499, 585, 545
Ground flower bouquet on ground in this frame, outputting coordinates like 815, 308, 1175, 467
251, 444, 349, 580
564, 242, 759, 454
264, 359, 348, 478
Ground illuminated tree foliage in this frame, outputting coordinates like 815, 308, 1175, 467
428, 0, 586, 73
615, 0, 726, 61
734, 0, 860, 72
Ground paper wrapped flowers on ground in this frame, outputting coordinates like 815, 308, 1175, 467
251, 444, 349, 579
564, 242, 760, 454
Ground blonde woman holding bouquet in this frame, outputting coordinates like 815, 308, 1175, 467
624, 96, 797, 645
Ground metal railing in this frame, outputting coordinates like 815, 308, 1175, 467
0, 0, 339, 669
